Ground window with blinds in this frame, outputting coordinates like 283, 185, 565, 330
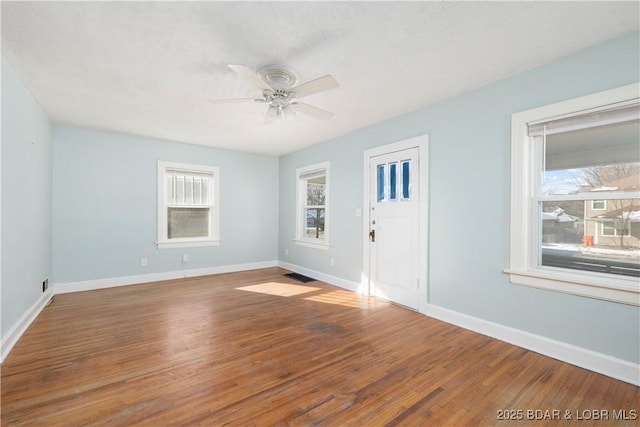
295, 162, 330, 249
157, 161, 220, 248
530, 102, 639, 276
166, 170, 212, 239
507, 83, 640, 305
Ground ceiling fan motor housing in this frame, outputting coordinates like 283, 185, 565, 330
257, 65, 298, 90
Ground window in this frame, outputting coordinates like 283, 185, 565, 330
602, 220, 631, 237
602, 221, 615, 236
157, 161, 220, 249
295, 162, 330, 249
507, 83, 640, 306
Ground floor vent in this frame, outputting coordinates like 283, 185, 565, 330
284, 272, 316, 283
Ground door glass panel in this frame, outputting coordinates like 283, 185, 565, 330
390, 163, 397, 200
402, 161, 410, 199
377, 164, 385, 202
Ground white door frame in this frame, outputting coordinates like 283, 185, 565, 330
362, 135, 429, 313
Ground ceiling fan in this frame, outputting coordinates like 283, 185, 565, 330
210, 64, 339, 123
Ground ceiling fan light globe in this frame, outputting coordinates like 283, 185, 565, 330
265, 105, 279, 122
282, 105, 296, 120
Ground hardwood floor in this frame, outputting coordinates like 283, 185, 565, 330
1, 267, 638, 426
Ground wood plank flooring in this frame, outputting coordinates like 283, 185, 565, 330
1, 267, 638, 426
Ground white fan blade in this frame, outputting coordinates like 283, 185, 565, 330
208, 98, 257, 104
293, 102, 334, 121
228, 64, 273, 92
291, 75, 339, 99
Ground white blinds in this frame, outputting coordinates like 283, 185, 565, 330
528, 102, 639, 136
530, 101, 640, 171
300, 169, 326, 181
166, 169, 213, 179
166, 170, 212, 206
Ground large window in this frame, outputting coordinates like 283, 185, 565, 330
157, 161, 220, 249
295, 162, 330, 249
507, 83, 639, 305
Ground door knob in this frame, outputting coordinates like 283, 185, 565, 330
369, 229, 376, 242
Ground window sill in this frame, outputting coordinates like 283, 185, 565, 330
294, 239, 330, 251
504, 267, 639, 306
157, 239, 220, 249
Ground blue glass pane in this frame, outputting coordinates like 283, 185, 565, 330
377, 164, 385, 201
402, 161, 410, 199
390, 163, 397, 200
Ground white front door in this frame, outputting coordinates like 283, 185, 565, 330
368, 146, 421, 309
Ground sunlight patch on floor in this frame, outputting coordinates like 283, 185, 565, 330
236, 282, 321, 297
304, 290, 390, 308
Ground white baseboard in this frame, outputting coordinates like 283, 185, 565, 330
1, 289, 54, 363
422, 304, 639, 386
278, 261, 639, 386
277, 261, 362, 293
54, 260, 278, 294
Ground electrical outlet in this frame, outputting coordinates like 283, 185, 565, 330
42, 278, 49, 292
285, 249, 289, 256
330, 258, 335, 266
182, 254, 189, 264
141, 257, 148, 266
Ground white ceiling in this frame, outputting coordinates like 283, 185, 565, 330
2, 2, 638, 156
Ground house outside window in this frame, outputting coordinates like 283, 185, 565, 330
507, 83, 640, 306
580, 171, 638, 250
157, 161, 220, 249
295, 162, 330, 250
602, 221, 631, 237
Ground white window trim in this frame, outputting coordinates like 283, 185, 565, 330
591, 200, 606, 210
294, 161, 330, 250
157, 160, 220, 249
505, 83, 640, 306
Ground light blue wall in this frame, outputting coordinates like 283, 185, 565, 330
52, 126, 278, 283
3, 32, 638, 366
1, 56, 53, 338
278, 33, 640, 363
